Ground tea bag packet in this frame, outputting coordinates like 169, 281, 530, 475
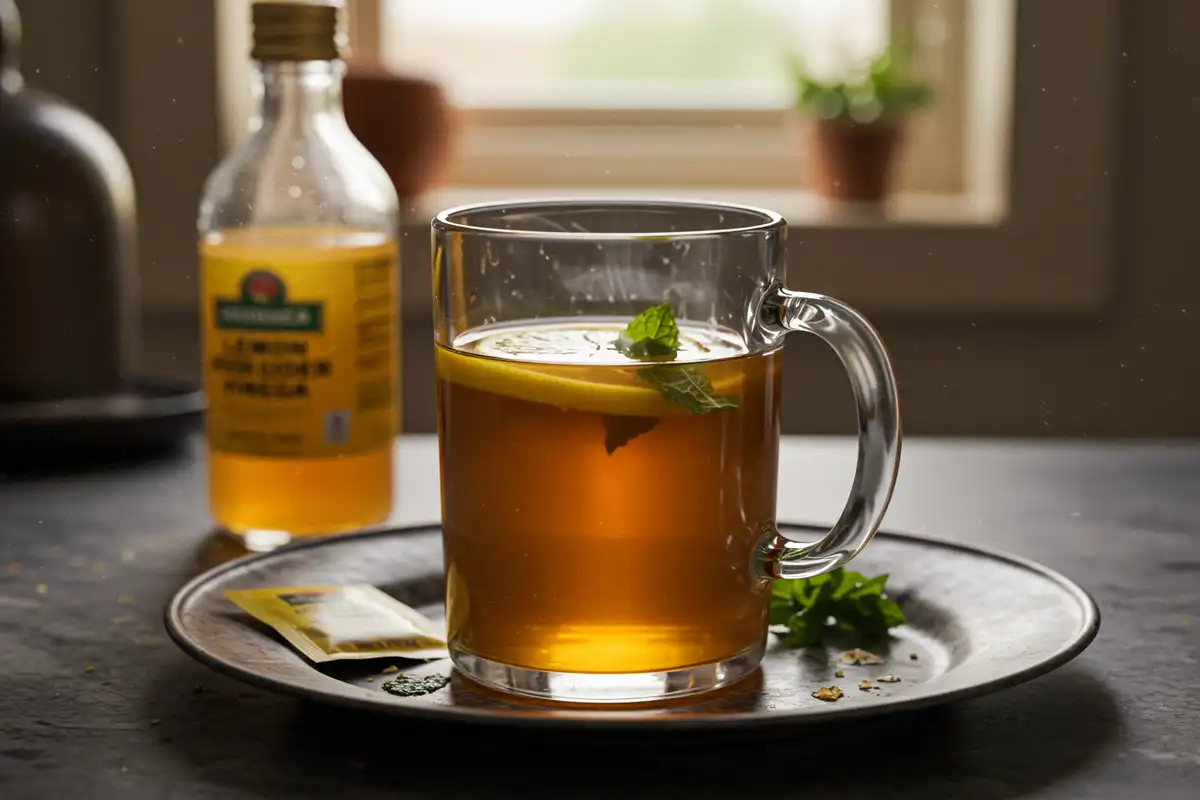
224, 584, 449, 663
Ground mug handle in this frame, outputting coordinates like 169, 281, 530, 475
754, 287, 902, 580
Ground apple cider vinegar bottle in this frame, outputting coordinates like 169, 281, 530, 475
198, 2, 399, 549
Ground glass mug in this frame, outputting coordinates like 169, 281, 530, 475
432, 200, 901, 703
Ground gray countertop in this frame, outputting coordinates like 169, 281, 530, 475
1, 436, 1198, 799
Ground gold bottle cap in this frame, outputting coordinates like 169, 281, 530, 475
251, 2, 342, 62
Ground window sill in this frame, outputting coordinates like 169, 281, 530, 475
407, 186, 1005, 230
398, 179, 1109, 321
143, 169, 1110, 324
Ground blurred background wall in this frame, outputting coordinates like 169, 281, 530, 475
19, 0, 1199, 437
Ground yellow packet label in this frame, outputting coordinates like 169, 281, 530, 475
223, 584, 448, 663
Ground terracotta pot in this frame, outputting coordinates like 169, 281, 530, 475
343, 63, 455, 203
807, 119, 904, 203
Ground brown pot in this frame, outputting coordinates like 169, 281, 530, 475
343, 63, 455, 203
807, 119, 904, 203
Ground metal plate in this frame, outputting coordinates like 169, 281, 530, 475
165, 523, 1100, 731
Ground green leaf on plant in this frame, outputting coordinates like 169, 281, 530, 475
787, 47, 933, 123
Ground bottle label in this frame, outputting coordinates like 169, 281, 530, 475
201, 246, 398, 458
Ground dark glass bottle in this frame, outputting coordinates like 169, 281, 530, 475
0, 0, 138, 403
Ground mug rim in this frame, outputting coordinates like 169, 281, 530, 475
431, 196, 786, 240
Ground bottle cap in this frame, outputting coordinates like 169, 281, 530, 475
251, 2, 342, 62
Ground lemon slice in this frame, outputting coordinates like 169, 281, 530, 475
435, 346, 742, 418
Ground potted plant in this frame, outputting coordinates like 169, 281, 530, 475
789, 50, 932, 203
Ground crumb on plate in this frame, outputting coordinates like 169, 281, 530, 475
841, 648, 884, 665
812, 685, 844, 702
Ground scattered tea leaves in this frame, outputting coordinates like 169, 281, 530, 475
859, 680, 875, 691
380, 674, 451, 698
910, 652, 919, 660
380, 665, 399, 674
85, 666, 95, 674
841, 649, 886, 666
811, 685, 844, 702
834, 669, 845, 678
878, 674, 902, 683
35, 583, 47, 595
771, 568, 906, 647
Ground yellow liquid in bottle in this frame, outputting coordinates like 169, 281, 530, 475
200, 227, 399, 539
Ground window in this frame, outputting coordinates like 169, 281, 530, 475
211, 0, 1116, 319
383, 0, 891, 108
366, 0, 970, 195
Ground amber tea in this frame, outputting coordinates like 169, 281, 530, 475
432, 198, 900, 703
437, 319, 781, 675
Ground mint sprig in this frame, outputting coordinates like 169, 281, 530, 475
615, 302, 680, 360
603, 303, 741, 453
638, 365, 740, 415
770, 568, 906, 647
615, 303, 740, 413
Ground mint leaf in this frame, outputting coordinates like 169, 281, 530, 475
785, 605, 832, 647
638, 365, 740, 415
770, 568, 907, 647
602, 302, 740, 453
846, 573, 888, 599
602, 415, 659, 454
769, 580, 798, 625
615, 302, 679, 360
877, 596, 907, 629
